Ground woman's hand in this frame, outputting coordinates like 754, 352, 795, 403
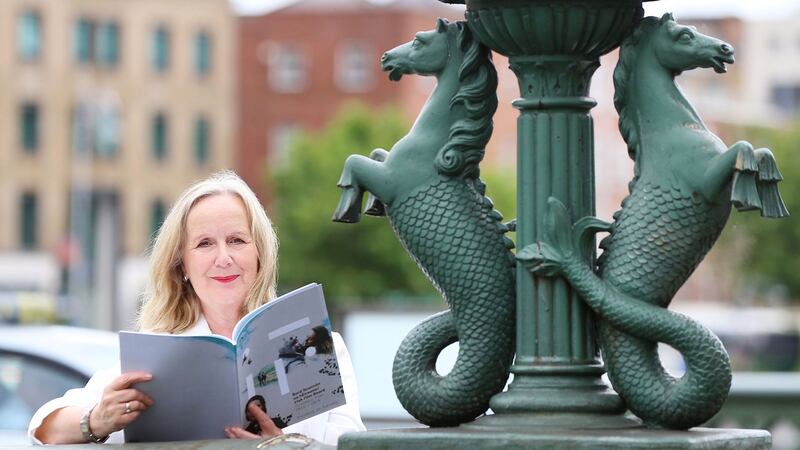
225, 402, 283, 440
90, 372, 154, 438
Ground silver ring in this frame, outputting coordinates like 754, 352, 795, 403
125, 402, 132, 414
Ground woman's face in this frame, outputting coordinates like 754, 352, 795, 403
304, 330, 317, 348
246, 398, 265, 421
182, 193, 258, 317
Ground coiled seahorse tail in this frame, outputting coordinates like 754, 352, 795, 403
518, 198, 731, 429
390, 178, 516, 426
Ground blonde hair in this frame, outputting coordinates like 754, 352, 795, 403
138, 170, 278, 333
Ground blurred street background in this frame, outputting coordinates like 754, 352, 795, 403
1, 0, 799, 447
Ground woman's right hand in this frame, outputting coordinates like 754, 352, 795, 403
89, 372, 154, 438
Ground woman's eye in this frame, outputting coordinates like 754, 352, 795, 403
197, 240, 212, 248
229, 237, 246, 245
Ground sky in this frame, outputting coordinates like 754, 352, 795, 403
230, 0, 800, 19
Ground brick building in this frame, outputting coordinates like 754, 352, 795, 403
236, 0, 524, 202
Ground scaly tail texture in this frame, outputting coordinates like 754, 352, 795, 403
518, 14, 790, 430
518, 197, 731, 429
390, 178, 516, 427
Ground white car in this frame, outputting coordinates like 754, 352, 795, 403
0, 325, 118, 445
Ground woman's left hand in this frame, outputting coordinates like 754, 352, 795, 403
224, 403, 283, 440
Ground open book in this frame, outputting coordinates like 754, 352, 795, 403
119, 283, 345, 442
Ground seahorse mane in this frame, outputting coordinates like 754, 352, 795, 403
613, 14, 673, 168
600, 14, 675, 270
435, 21, 498, 180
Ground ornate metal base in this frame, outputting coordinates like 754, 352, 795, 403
338, 426, 771, 450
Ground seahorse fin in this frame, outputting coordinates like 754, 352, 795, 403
730, 171, 761, 212
333, 185, 364, 223
517, 242, 565, 277
757, 182, 789, 218
517, 198, 573, 276
735, 145, 759, 172
755, 153, 789, 218
731, 146, 762, 211
364, 193, 387, 216
544, 198, 572, 251
573, 217, 612, 265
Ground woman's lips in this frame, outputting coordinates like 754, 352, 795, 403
211, 275, 239, 283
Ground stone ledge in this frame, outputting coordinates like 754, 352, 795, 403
338, 426, 771, 450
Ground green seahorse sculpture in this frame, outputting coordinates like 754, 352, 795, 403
518, 13, 788, 430
332, 18, 515, 427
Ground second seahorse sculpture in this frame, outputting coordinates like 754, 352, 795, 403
518, 13, 788, 430
332, 19, 516, 427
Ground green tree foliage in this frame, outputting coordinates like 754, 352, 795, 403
723, 123, 800, 302
269, 104, 517, 306
269, 105, 430, 305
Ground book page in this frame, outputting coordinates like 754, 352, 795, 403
120, 333, 239, 442
234, 284, 346, 431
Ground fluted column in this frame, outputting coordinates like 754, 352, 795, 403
464, 0, 643, 426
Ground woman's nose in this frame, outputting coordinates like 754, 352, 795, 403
215, 248, 233, 267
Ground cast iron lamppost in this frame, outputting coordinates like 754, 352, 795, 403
337, 0, 785, 448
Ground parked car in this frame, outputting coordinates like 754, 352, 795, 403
0, 325, 118, 445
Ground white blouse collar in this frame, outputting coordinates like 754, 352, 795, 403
180, 314, 212, 336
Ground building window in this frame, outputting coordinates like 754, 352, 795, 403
71, 105, 88, 155
269, 123, 299, 168
74, 19, 94, 63
194, 31, 211, 76
151, 112, 168, 161
335, 42, 374, 92
95, 107, 120, 158
71, 103, 97, 157
770, 84, 800, 114
152, 26, 170, 72
96, 22, 120, 67
194, 117, 210, 165
20, 192, 38, 250
267, 44, 308, 93
150, 199, 167, 240
71, 103, 120, 157
73, 19, 119, 67
20, 103, 39, 153
18, 11, 41, 61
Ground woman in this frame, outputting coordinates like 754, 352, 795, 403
304, 325, 334, 355
28, 171, 365, 444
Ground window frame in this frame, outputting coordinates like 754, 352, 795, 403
335, 41, 375, 93
20, 102, 40, 154
194, 30, 212, 77
267, 43, 309, 94
151, 112, 169, 161
74, 18, 95, 64
152, 25, 170, 73
19, 191, 38, 250
194, 116, 210, 165
96, 21, 120, 68
17, 10, 42, 62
